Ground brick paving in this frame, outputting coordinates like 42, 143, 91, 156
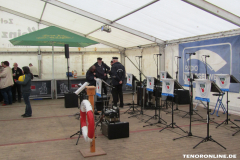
0, 94, 240, 160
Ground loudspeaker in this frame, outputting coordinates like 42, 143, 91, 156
174, 90, 190, 104
64, 93, 78, 108
102, 122, 129, 140
64, 44, 69, 58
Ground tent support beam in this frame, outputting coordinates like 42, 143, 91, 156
42, 0, 165, 44
0, 6, 125, 50
182, 0, 240, 27
111, 0, 159, 23
86, 0, 159, 36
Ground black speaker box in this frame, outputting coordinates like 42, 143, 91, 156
64, 93, 78, 108
64, 44, 69, 58
174, 90, 190, 104
102, 122, 129, 140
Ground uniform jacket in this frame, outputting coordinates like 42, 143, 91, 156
94, 62, 110, 80
111, 62, 125, 86
86, 70, 96, 86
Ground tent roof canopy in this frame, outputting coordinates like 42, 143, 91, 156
1, 0, 240, 49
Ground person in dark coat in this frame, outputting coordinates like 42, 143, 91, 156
15, 66, 33, 118
93, 57, 110, 95
12, 63, 23, 103
86, 65, 96, 86
111, 57, 125, 108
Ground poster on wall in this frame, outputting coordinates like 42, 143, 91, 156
179, 35, 240, 92
30, 80, 52, 98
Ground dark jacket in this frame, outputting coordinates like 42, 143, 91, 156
15, 74, 32, 93
111, 62, 125, 86
12, 67, 23, 81
94, 62, 110, 80
86, 70, 96, 86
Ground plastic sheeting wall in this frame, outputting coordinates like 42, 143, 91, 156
0, 52, 38, 70
125, 46, 164, 81
0, 52, 120, 79
41, 52, 120, 79
164, 43, 240, 115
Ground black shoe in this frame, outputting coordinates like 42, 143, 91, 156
18, 100, 21, 103
119, 106, 123, 108
22, 114, 32, 118
13, 100, 16, 103
21, 114, 26, 117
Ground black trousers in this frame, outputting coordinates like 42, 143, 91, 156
12, 83, 21, 101
102, 82, 107, 95
112, 84, 123, 107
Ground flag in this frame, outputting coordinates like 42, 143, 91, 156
146, 76, 154, 92
215, 74, 230, 92
126, 73, 133, 87
160, 71, 167, 82
184, 72, 192, 87
162, 78, 174, 97
194, 79, 211, 102
95, 78, 102, 97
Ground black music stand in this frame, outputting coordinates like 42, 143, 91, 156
124, 75, 140, 114
193, 81, 226, 149
173, 53, 203, 142
70, 84, 88, 145
182, 73, 203, 119
143, 78, 167, 127
215, 75, 240, 135
95, 79, 114, 130
160, 72, 173, 111
159, 80, 186, 133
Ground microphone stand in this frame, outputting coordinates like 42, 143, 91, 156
173, 53, 203, 141
192, 56, 218, 124
143, 54, 167, 127
128, 56, 151, 119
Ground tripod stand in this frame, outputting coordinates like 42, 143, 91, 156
173, 52, 203, 141
128, 56, 151, 119
216, 75, 240, 129
70, 89, 88, 145
160, 96, 186, 133
124, 75, 140, 114
143, 85, 167, 127
95, 79, 113, 130
193, 102, 226, 149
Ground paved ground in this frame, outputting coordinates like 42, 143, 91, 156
0, 94, 240, 160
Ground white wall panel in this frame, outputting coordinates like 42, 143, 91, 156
0, 52, 38, 70
41, 52, 120, 79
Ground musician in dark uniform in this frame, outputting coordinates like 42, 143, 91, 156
93, 57, 110, 95
111, 57, 125, 108
86, 65, 96, 86
12, 63, 23, 103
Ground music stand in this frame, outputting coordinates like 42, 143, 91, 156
95, 79, 114, 130
216, 75, 240, 132
193, 80, 226, 149
160, 71, 172, 111
143, 78, 167, 127
124, 74, 140, 114
159, 80, 186, 133
182, 73, 203, 119
173, 52, 203, 142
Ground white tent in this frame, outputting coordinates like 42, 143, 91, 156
0, 0, 239, 50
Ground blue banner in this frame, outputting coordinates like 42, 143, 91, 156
179, 35, 240, 92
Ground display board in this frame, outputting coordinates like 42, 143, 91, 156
30, 80, 52, 98
179, 35, 240, 92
